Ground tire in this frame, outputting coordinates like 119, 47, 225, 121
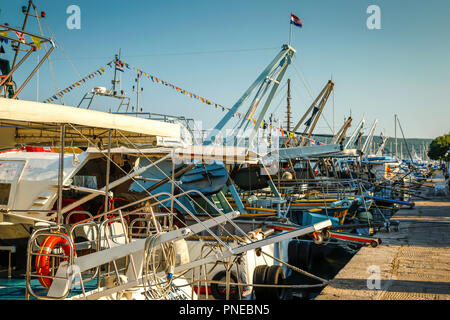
370, 240, 379, 248
252, 265, 269, 299
263, 265, 286, 300
210, 271, 240, 300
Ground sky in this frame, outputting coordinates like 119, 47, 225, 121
1, 0, 449, 139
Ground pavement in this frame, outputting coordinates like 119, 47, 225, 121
316, 173, 450, 300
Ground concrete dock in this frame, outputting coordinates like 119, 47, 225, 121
316, 175, 450, 300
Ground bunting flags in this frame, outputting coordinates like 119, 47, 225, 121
117, 60, 326, 145
42, 63, 110, 103
0, 30, 45, 48
40, 57, 327, 147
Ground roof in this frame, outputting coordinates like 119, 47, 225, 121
0, 98, 181, 148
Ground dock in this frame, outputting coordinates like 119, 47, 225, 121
316, 174, 450, 300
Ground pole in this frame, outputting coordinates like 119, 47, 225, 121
104, 130, 111, 214
57, 124, 65, 226
136, 72, 140, 113
286, 79, 291, 132
332, 74, 335, 135
395, 114, 398, 159
289, 21, 292, 46
11, 0, 32, 70
36, 52, 39, 101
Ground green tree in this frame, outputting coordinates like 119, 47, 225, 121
428, 133, 450, 161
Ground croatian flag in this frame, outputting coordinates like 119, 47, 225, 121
115, 60, 124, 72
290, 13, 303, 28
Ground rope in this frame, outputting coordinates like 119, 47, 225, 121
259, 249, 328, 285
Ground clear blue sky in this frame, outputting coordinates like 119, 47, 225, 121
2, 0, 449, 138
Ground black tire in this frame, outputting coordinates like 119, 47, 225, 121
263, 265, 286, 300
252, 265, 269, 299
370, 240, 379, 248
210, 271, 240, 300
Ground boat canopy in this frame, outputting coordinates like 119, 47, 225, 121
0, 98, 181, 148
86, 145, 260, 164
274, 144, 342, 160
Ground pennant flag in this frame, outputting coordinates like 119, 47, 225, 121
15, 32, 26, 43
31, 36, 41, 49
290, 13, 303, 28
0, 31, 9, 44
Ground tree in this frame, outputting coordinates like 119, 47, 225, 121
428, 133, 450, 161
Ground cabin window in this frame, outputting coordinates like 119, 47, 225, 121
72, 175, 98, 189
0, 183, 11, 205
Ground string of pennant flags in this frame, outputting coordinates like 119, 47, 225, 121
111, 59, 324, 146
0, 29, 43, 48
42, 64, 109, 103
41, 58, 324, 146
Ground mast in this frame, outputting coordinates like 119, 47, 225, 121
111, 49, 121, 95
286, 79, 292, 132
395, 114, 398, 159
133, 71, 143, 114
11, 0, 32, 71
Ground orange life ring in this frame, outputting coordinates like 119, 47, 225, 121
35, 233, 75, 289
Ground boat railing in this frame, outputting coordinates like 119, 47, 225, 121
64, 210, 94, 225
25, 188, 245, 299
130, 189, 253, 243
127, 213, 174, 238
68, 220, 100, 283
26, 227, 76, 300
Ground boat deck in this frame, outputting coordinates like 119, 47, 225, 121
316, 175, 450, 300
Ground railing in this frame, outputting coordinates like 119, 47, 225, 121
26, 227, 75, 300
25, 188, 245, 300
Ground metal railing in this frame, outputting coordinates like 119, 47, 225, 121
26, 227, 75, 300
25, 188, 245, 300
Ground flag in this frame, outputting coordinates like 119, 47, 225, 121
31, 36, 41, 49
15, 32, 26, 43
290, 13, 303, 28
304, 106, 319, 126
0, 31, 8, 44
115, 60, 124, 72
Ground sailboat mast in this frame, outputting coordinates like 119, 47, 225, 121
395, 114, 398, 158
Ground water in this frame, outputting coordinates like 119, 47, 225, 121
287, 241, 360, 300
0, 276, 98, 300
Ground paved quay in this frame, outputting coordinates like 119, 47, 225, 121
316, 175, 450, 300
